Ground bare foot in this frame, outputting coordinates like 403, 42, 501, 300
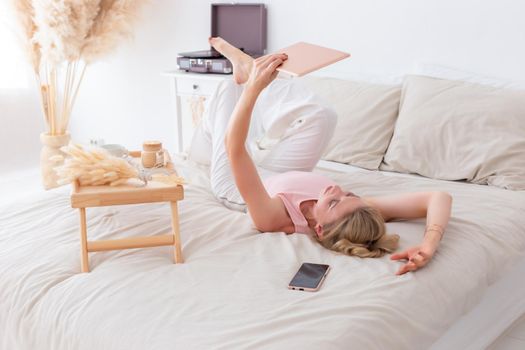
209, 37, 253, 84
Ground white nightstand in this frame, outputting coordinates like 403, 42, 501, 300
163, 70, 232, 154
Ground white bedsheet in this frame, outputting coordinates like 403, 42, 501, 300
1, 159, 524, 350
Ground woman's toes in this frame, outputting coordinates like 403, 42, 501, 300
209, 36, 223, 48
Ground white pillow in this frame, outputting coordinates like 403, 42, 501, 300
299, 76, 401, 170
381, 75, 525, 190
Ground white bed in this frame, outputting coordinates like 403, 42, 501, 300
1, 155, 524, 350
3, 67, 525, 349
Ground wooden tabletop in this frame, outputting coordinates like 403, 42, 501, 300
71, 178, 184, 208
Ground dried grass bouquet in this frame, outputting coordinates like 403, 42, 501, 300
54, 143, 138, 186
12, 0, 146, 135
54, 143, 186, 187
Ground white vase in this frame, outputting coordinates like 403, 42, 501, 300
40, 132, 70, 190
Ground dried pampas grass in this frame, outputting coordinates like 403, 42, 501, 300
53, 143, 186, 187
82, 0, 142, 63
11, 0, 41, 74
32, 0, 100, 65
54, 143, 139, 186
11, 0, 147, 135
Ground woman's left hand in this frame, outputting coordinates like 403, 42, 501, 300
390, 243, 436, 275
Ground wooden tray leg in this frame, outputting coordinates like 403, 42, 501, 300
79, 208, 90, 272
170, 201, 183, 263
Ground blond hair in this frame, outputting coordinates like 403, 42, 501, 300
316, 206, 399, 258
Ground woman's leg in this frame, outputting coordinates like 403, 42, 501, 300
205, 83, 335, 212
205, 38, 336, 212
250, 79, 338, 173
206, 79, 248, 211
196, 38, 259, 211
187, 37, 254, 166
208, 37, 336, 174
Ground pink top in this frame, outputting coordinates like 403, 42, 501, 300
263, 171, 336, 234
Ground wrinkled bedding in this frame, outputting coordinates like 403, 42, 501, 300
1, 159, 524, 350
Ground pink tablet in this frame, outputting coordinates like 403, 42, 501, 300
275, 42, 350, 77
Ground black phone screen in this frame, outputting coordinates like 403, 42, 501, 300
289, 263, 330, 289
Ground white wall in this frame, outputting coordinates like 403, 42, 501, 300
0, 90, 44, 170
2, 0, 525, 172
71, 0, 525, 150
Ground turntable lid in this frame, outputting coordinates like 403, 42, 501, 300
211, 4, 267, 56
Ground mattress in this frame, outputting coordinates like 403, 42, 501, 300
1, 159, 524, 350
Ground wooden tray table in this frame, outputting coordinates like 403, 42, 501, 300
70, 151, 184, 272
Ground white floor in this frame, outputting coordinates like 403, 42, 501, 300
489, 314, 525, 349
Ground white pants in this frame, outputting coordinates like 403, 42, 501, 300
190, 79, 337, 211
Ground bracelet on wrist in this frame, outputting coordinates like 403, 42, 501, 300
425, 224, 444, 240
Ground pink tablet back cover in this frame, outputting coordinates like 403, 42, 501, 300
276, 42, 350, 77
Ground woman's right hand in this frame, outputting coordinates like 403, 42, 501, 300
245, 53, 288, 94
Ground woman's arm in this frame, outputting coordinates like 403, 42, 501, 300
366, 191, 452, 228
225, 54, 288, 232
366, 191, 453, 274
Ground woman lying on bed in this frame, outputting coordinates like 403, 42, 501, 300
202, 37, 452, 275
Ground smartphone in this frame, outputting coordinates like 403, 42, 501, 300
288, 263, 330, 292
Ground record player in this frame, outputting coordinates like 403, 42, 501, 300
177, 3, 267, 74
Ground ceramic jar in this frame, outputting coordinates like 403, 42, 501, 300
40, 132, 70, 190
141, 141, 164, 168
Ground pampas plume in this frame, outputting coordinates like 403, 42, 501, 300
54, 143, 139, 186
11, 0, 147, 135
82, 0, 144, 63
11, 0, 41, 73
